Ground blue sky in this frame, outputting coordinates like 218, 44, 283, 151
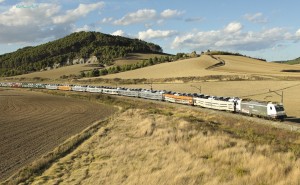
0, 0, 300, 61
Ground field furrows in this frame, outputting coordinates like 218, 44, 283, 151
0, 89, 116, 181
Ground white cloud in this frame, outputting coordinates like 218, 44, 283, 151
0, 2, 104, 44
138, 29, 177, 40
0, 3, 60, 26
160, 9, 183, 18
172, 22, 294, 52
0, 0, 5, 3
101, 17, 113, 23
224, 22, 243, 33
53, 2, 104, 24
244, 13, 267, 23
114, 9, 156, 25
296, 29, 300, 37
112, 30, 126, 36
73, 25, 92, 32
106, 9, 183, 26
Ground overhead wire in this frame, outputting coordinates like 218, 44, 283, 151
240, 83, 300, 98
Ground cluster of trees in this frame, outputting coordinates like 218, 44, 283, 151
0, 31, 163, 77
204, 50, 266, 62
81, 53, 192, 78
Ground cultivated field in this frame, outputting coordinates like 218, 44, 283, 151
30, 108, 300, 185
114, 53, 170, 66
102, 55, 231, 79
16, 64, 96, 79
214, 55, 300, 77
15, 53, 169, 80
0, 89, 116, 181
101, 55, 300, 79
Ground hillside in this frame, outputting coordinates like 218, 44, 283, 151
213, 55, 300, 76
16, 53, 171, 79
100, 54, 300, 79
16, 95, 300, 185
274, 57, 300, 65
0, 31, 162, 77
100, 55, 232, 79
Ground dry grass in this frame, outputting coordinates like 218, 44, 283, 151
114, 53, 170, 66
101, 55, 231, 79
14, 53, 169, 80
215, 55, 300, 77
27, 106, 300, 185
101, 55, 300, 79
16, 64, 95, 79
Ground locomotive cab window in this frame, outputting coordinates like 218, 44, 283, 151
275, 106, 285, 111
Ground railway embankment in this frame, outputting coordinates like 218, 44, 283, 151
3, 89, 300, 185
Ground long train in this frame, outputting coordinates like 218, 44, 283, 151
0, 82, 287, 120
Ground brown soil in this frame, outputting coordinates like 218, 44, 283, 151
0, 89, 116, 181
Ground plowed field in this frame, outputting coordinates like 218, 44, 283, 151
0, 89, 116, 181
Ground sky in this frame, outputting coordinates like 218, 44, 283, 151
0, 0, 300, 61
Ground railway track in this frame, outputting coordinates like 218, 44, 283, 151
107, 94, 300, 133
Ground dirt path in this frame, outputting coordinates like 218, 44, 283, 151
0, 89, 116, 181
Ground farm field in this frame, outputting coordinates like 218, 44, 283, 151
0, 89, 116, 181
114, 53, 170, 66
101, 55, 300, 79
16, 64, 96, 79
29, 108, 300, 185
117, 80, 300, 119
214, 55, 300, 76
101, 55, 231, 79
15, 53, 169, 80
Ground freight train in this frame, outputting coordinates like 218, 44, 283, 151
0, 82, 287, 120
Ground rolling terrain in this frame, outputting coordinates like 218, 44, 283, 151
0, 89, 116, 181
114, 53, 170, 66
101, 55, 231, 79
16, 63, 95, 79
16, 53, 170, 79
101, 54, 300, 79
28, 106, 300, 185
214, 55, 300, 76
3, 52, 300, 184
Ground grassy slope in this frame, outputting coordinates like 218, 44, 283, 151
15, 54, 300, 80
275, 58, 300, 65
114, 53, 170, 66
15, 53, 170, 80
214, 55, 300, 76
101, 55, 231, 79
29, 105, 300, 185
100, 55, 300, 79
16, 64, 95, 79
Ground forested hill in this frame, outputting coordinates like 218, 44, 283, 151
0, 31, 163, 77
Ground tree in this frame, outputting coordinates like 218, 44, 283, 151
91, 69, 99, 77
80, 71, 86, 78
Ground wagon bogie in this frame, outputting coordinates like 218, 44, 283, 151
102, 88, 118, 95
